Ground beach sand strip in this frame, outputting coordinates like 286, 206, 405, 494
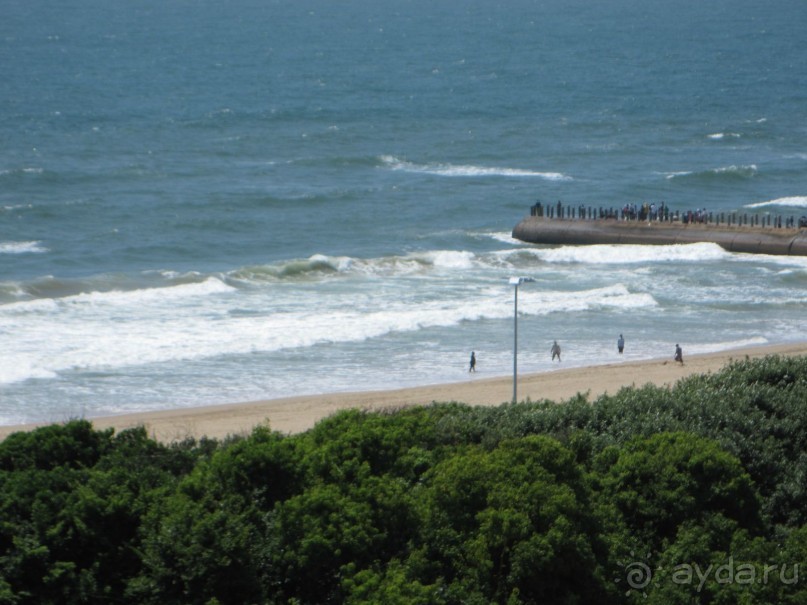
3, 342, 806, 443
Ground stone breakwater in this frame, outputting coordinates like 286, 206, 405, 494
512, 217, 807, 256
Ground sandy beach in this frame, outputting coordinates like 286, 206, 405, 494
3, 342, 807, 443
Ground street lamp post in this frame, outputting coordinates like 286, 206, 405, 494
509, 277, 534, 403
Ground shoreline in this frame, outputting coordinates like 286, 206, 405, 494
3, 341, 807, 443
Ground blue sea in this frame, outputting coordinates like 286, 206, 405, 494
2, 0, 807, 426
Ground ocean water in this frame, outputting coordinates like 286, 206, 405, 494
2, 0, 806, 426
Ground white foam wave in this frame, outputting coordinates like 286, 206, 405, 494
409, 250, 477, 269
486, 231, 522, 245
665, 165, 757, 180
308, 253, 354, 272
0, 278, 234, 315
75, 278, 235, 305
0, 360, 58, 384
531, 242, 728, 265
663, 170, 692, 179
728, 251, 807, 270
379, 155, 571, 180
707, 132, 741, 140
0, 281, 243, 385
713, 164, 757, 176
518, 284, 657, 314
0, 241, 48, 254
0, 276, 655, 385
745, 196, 807, 209
0, 167, 43, 176
685, 336, 768, 355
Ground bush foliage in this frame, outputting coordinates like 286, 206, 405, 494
1, 355, 806, 604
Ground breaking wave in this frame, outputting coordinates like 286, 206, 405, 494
745, 196, 807, 209
665, 164, 758, 181
379, 155, 572, 181
0, 241, 48, 254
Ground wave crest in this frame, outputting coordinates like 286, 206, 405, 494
745, 196, 807, 209
379, 155, 572, 180
532, 242, 728, 265
665, 164, 757, 181
0, 241, 48, 254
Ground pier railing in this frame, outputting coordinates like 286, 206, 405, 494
529, 202, 805, 229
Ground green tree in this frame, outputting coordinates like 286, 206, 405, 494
131, 488, 263, 605
0, 424, 206, 604
414, 436, 611, 604
594, 432, 761, 554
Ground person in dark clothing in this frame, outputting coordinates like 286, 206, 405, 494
551, 340, 562, 362
674, 344, 683, 364
617, 334, 625, 354
469, 351, 476, 372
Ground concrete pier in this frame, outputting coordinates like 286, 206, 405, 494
512, 217, 807, 256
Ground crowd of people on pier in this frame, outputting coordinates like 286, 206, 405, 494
530, 199, 680, 222
621, 202, 669, 221
529, 199, 806, 229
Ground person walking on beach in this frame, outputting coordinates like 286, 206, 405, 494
469, 351, 476, 372
551, 340, 562, 362
674, 344, 683, 364
617, 334, 625, 354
